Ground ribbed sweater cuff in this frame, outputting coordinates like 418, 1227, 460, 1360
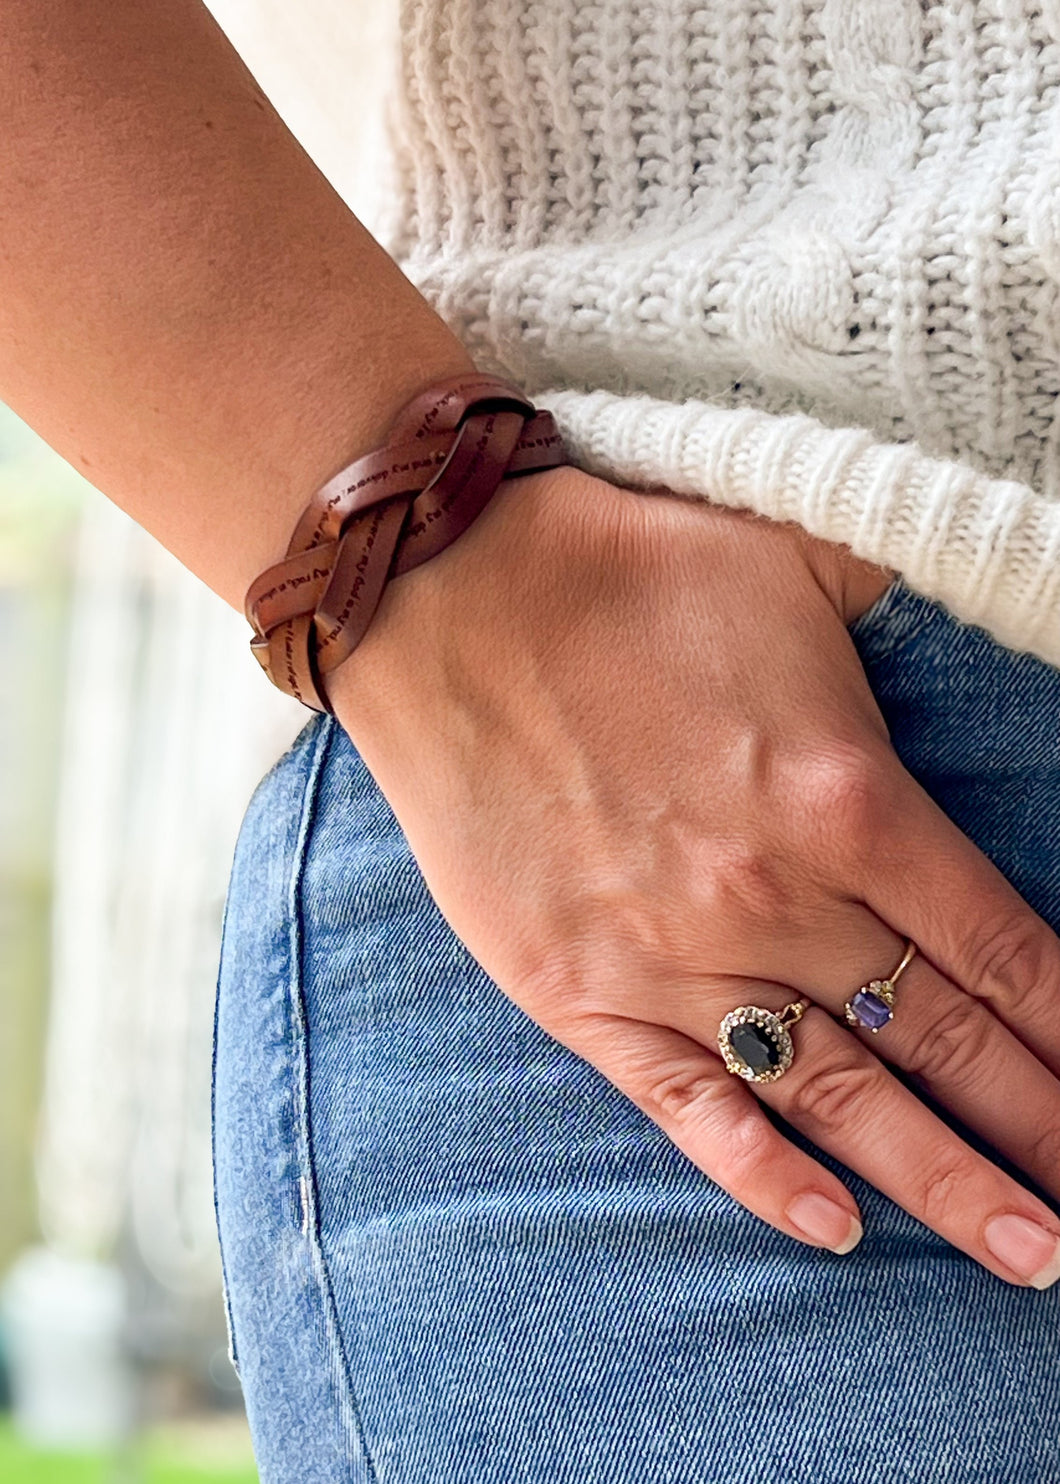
541, 387, 1060, 668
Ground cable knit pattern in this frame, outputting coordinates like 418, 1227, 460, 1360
362, 0, 1060, 662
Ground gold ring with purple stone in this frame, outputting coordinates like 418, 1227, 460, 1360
718, 998, 811, 1084
844, 940, 917, 1034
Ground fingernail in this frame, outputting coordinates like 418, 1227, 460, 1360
984, 1213, 1060, 1289
787, 1192, 863, 1254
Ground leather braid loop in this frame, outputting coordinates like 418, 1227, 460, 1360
244, 373, 569, 714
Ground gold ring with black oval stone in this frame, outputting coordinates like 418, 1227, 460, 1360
717, 998, 811, 1083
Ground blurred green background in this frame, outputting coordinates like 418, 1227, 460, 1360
0, 1417, 257, 1483
0, 402, 259, 1479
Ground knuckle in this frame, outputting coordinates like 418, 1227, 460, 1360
518, 931, 633, 1022
915, 1152, 972, 1230
642, 1064, 778, 1187
967, 914, 1049, 1012
635, 1068, 777, 1193
786, 1050, 880, 1139
711, 1105, 777, 1189
644, 1062, 732, 1127
797, 746, 889, 848
1028, 1120, 1060, 1180
904, 996, 995, 1090
517, 954, 588, 1023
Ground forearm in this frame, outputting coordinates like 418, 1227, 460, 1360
0, 0, 473, 610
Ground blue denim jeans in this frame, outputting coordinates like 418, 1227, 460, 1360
213, 579, 1060, 1483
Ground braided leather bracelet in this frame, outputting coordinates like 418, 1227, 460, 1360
244, 372, 569, 714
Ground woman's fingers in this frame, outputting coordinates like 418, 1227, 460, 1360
571, 1015, 864, 1253
573, 1000, 1060, 1287
754, 1009, 1057, 1288
847, 762, 1060, 1074
779, 908, 1060, 1205
756, 1006, 1060, 1287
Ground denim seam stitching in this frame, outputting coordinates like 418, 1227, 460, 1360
858, 616, 935, 663
849, 580, 937, 663
287, 714, 381, 1484
211, 837, 241, 1378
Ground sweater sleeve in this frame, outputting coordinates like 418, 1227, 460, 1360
201, 0, 1060, 671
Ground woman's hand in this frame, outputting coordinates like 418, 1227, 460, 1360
329, 465, 1060, 1288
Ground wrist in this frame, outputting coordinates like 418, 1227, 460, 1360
247, 375, 571, 717
325, 462, 578, 733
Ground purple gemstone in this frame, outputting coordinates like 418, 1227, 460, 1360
850, 989, 892, 1031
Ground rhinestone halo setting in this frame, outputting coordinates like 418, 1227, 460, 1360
717, 1005, 796, 1084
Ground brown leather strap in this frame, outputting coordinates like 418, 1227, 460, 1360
244, 373, 568, 714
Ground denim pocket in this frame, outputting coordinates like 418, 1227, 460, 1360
846, 577, 939, 664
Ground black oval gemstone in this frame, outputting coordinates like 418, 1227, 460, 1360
730, 1021, 780, 1072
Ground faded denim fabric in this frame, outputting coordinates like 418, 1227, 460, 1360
213, 578, 1060, 1483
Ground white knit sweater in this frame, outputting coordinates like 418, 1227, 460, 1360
209, 0, 1060, 664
